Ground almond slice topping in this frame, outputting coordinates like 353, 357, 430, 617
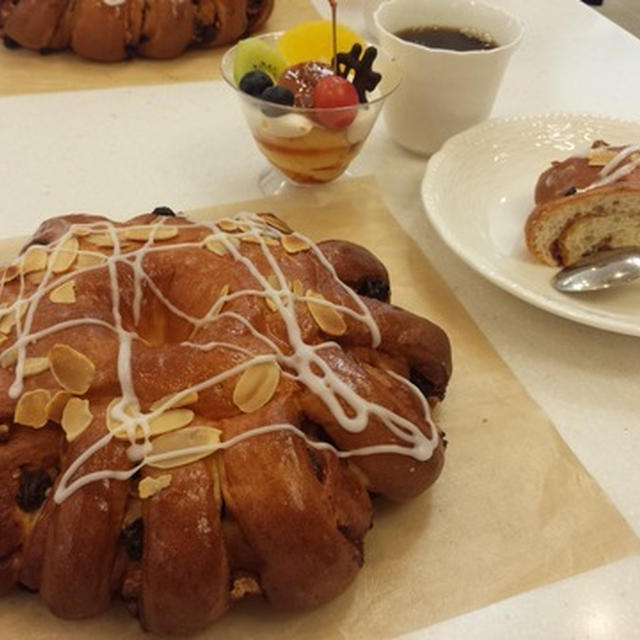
124, 226, 179, 242
61, 398, 93, 442
0, 303, 27, 334
262, 235, 281, 246
45, 391, 72, 423
217, 219, 241, 233
306, 290, 347, 336
240, 233, 280, 247
23, 357, 50, 377
22, 247, 48, 274
150, 390, 199, 412
204, 237, 228, 256
138, 474, 173, 499
258, 213, 293, 234
145, 409, 195, 438
240, 234, 264, 245
48, 344, 96, 394
281, 235, 310, 254
1, 265, 19, 284
0, 348, 17, 368
49, 280, 76, 304
50, 236, 79, 273
0, 313, 15, 335
110, 406, 195, 440
0, 335, 7, 348
265, 274, 282, 312
86, 233, 117, 248
77, 252, 107, 268
27, 271, 46, 285
587, 148, 619, 166
148, 426, 222, 470
291, 279, 305, 297
212, 284, 230, 316
15, 389, 51, 428
233, 360, 280, 413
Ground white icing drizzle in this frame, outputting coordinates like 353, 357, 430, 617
599, 142, 640, 176
577, 142, 640, 193
0, 214, 438, 504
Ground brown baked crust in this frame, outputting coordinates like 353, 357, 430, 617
534, 142, 640, 205
0, 212, 451, 633
205, 0, 249, 47
526, 142, 640, 265
1, 0, 70, 49
0, 0, 275, 61
246, 0, 273, 32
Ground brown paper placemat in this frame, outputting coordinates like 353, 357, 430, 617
1, 176, 639, 638
0, 0, 319, 97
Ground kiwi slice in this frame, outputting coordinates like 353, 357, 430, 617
233, 38, 287, 85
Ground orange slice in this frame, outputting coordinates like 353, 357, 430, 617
277, 21, 365, 66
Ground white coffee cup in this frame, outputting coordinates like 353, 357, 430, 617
374, 0, 523, 155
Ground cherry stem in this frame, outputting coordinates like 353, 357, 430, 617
329, 0, 338, 74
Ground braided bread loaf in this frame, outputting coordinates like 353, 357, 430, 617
0, 0, 274, 61
0, 210, 451, 634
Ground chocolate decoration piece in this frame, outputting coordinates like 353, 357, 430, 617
334, 44, 382, 103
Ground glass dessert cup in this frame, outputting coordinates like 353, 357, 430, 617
221, 32, 401, 194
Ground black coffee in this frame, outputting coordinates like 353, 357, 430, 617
395, 25, 497, 51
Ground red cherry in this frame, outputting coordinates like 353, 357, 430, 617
312, 75, 359, 130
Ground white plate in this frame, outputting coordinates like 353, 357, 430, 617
422, 113, 640, 337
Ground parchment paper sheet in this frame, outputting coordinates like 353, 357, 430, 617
0, 0, 319, 96
2, 177, 639, 638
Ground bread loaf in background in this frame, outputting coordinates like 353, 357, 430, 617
0, 0, 274, 61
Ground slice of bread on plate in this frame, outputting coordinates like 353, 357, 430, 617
525, 141, 640, 266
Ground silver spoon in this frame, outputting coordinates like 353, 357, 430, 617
552, 247, 640, 293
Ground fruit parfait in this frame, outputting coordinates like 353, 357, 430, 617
221, 21, 401, 187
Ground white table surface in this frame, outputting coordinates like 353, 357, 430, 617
1, 0, 639, 638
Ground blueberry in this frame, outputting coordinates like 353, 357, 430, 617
239, 70, 273, 97
261, 85, 295, 106
260, 86, 295, 117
